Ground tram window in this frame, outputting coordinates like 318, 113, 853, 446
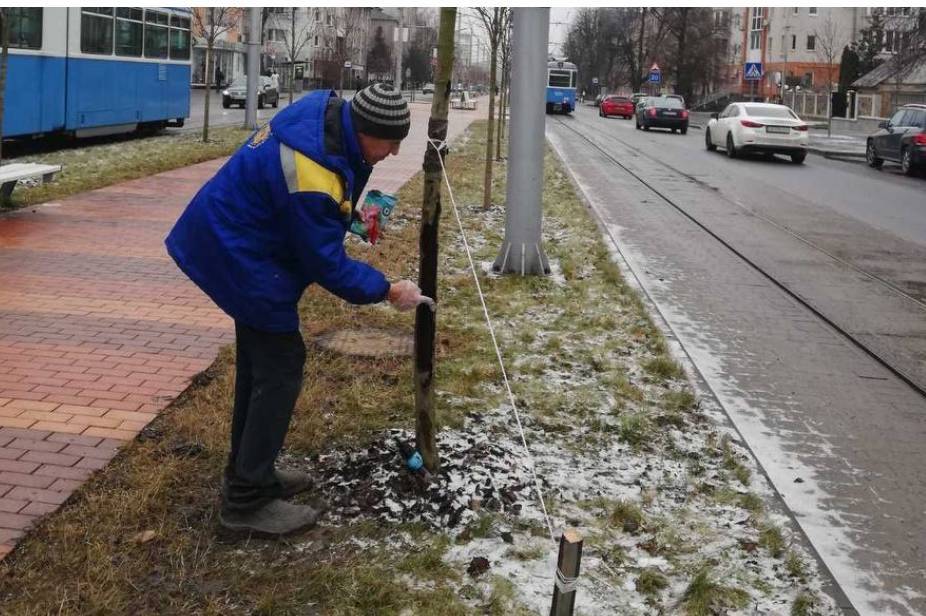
571, 72, 577, 88
81, 8, 114, 55
549, 70, 571, 88
144, 10, 169, 58
115, 8, 144, 57
169, 25, 191, 61
7, 8, 43, 50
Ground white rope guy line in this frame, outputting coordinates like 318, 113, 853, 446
427, 137, 556, 543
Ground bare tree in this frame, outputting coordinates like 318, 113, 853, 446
496, 19, 512, 161
475, 7, 510, 210
270, 8, 314, 105
193, 7, 240, 142
328, 8, 368, 97
814, 16, 843, 137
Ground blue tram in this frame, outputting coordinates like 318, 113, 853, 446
2, 7, 191, 140
546, 60, 577, 115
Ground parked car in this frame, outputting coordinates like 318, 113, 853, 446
599, 95, 635, 119
222, 75, 279, 109
704, 102, 808, 163
595, 92, 608, 107
422, 83, 435, 94
665, 94, 685, 107
635, 96, 689, 134
866, 104, 926, 175
631, 92, 647, 106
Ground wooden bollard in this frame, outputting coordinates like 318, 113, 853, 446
550, 529, 583, 616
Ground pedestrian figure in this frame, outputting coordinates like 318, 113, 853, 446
166, 84, 426, 536
214, 66, 224, 92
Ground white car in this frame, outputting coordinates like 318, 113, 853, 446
422, 83, 435, 94
704, 102, 809, 164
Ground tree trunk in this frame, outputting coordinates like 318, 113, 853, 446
675, 9, 688, 98
289, 10, 295, 106
203, 43, 212, 143
496, 67, 506, 161
482, 31, 498, 209
0, 10, 10, 166
415, 7, 456, 474
634, 9, 647, 92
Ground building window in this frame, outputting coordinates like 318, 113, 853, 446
809, 7, 818, 15
144, 9, 169, 59
803, 72, 813, 87
81, 7, 114, 55
326, 13, 332, 26
806, 34, 816, 50
791, 34, 797, 50
6, 8, 43, 50
792, 7, 799, 15
169, 14, 191, 60
115, 8, 143, 56
749, 7, 762, 50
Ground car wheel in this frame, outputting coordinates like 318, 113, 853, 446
680, 127, 687, 135
258, 95, 264, 109
790, 151, 806, 164
599, 108, 604, 117
866, 140, 884, 169
635, 119, 641, 130
901, 146, 916, 176
671, 128, 677, 133
222, 96, 230, 109
643, 124, 650, 131
726, 134, 737, 158
272, 95, 278, 109
705, 129, 716, 151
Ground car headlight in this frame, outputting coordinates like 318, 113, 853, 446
222, 90, 229, 96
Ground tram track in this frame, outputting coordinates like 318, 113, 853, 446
551, 114, 926, 402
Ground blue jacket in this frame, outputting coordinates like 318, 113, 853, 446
165, 90, 390, 333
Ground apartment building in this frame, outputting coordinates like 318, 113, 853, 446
719, 7, 920, 102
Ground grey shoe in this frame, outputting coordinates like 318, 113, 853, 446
219, 498, 321, 536
276, 467, 313, 498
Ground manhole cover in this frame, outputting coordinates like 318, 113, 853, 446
313, 329, 413, 357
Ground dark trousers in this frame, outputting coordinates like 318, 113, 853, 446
223, 322, 306, 511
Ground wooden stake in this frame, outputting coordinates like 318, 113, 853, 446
414, 8, 456, 474
549, 529, 583, 616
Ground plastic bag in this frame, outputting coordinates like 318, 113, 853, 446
349, 190, 397, 245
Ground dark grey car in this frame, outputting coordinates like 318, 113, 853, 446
866, 104, 926, 176
222, 76, 279, 109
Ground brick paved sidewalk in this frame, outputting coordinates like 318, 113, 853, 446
0, 103, 484, 559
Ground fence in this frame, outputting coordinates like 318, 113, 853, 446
784, 90, 830, 119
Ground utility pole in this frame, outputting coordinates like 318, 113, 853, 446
394, 11, 407, 91
415, 7, 457, 473
492, 8, 549, 276
245, 7, 260, 130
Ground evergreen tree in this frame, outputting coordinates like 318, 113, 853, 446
856, 10, 885, 76
838, 44, 860, 91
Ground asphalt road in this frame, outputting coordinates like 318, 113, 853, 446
549, 104, 926, 616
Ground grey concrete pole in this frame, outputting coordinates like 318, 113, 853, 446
492, 8, 550, 276
245, 7, 260, 130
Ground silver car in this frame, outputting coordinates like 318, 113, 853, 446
222, 75, 279, 109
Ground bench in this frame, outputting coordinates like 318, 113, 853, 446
451, 92, 478, 111
0, 163, 62, 201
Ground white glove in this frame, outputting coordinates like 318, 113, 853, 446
388, 280, 435, 312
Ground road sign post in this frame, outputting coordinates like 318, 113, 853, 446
648, 62, 661, 95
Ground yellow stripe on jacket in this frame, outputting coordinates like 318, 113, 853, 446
280, 143, 352, 219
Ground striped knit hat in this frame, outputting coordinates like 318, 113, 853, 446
350, 83, 411, 141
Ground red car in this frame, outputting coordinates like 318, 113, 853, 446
600, 95, 634, 119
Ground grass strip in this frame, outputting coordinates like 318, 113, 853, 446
3, 127, 253, 209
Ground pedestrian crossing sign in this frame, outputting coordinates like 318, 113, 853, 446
744, 62, 763, 81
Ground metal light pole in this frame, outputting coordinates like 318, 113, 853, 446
245, 7, 260, 130
492, 7, 549, 276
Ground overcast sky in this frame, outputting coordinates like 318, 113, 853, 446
549, 7, 575, 58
